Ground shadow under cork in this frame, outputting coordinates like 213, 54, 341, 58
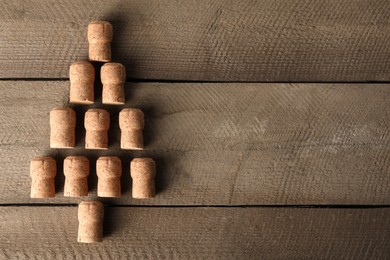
47, 151, 65, 194
105, 106, 122, 150
87, 154, 99, 194
103, 205, 118, 238
118, 154, 132, 195
153, 154, 170, 195
69, 105, 88, 148
137, 104, 158, 149
92, 64, 103, 103
102, 11, 140, 80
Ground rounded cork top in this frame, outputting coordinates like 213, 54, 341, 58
84, 109, 110, 130
69, 61, 95, 82
96, 156, 122, 178
101, 63, 126, 84
87, 21, 113, 43
130, 158, 156, 179
64, 156, 90, 178
119, 108, 144, 130
78, 201, 104, 222
30, 156, 57, 179
50, 107, 76, 127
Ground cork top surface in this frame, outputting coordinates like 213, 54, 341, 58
84, 109, 110, 130
119, 108, 144, 130
70, 60, 94, 67
30, 156, 56, 178
88, 21, 113, 42
69, 61, 95, 82
50, 107, 75, 113
31, 156, 56, 163
50, 107, 76, 127
131, 158, 155, 164
70, 61, 95, 73
130, 158, 156, 178
64, 156, 90, 178
101, 62, 126, 83
96, 156, 122, 178
78, 201, 104, 221
89, 21, 112, 26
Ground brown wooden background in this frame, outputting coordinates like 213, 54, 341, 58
1, 0, 390, 259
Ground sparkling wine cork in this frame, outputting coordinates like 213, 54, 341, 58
96, 156, 122, 197
50, 107, 76, 148
88, 21, 113, 62
119, 108, 144, 150
64, 156, 90, 197
84, 109, 110, 149
69, 61, 95, 104
30, 157, 56, 198
78, 201, 104, 243
101, 63, 126, 105
130, 158, 156, 199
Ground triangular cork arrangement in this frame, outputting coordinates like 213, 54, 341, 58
29, 21, 157, 243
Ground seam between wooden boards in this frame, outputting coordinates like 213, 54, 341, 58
1, 204, 390, 208
2, 78, 390, 84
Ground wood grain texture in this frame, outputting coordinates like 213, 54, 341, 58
1, 0, 390, 81
0, 206, 389, 259
1, 81, 389, 205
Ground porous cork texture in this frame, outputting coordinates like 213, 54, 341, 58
64, 156, 90, 197
50, 107, 76, 148
30, 157, 56, 198
69, 61, 95, 104
119, 108, 144, 150
84, 109, 110, 149
78, 201, 104, 243
130, 158, 156, 199
101, 63, 126, 105
88, 21, 113, 62
96, 156, 122, 197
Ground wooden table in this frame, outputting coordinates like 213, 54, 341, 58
1, 1, 389, 259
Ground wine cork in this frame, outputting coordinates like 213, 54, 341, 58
96, 156, 122, 197
119, 108, 144, 150
69, 61, 95, 104
130, 158, 156, 199
78, 201, 104, 243
30, 157, 56, 198
101, 63, 126, 105
84, 109, 110, 149
88, 21, 113, 62
50, 107, 76, 148
64, 156, 90, 197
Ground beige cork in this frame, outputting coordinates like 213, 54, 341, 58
101, 63, 126, 105
30, 157, 56, 198
78, 201, 104, 243
69, 61, 95, 104
84, 109, 110, 149
50, 107, 76, 148
119, 108, 144, 150
130, 158, 156, 199
64, 156, 90, 197
88, 21, 113, 62
96, 156, 122, 197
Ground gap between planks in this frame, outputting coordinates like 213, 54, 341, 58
2, 78, 390, 84
1, 204, 390, 209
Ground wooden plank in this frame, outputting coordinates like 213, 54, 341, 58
1, 81, 390, 205
0, 206, 389, 259
1, 0, 390, 81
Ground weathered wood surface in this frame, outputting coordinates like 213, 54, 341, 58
1, 81, 389, 205
1, 0, 390, 81
1, 207, 389, 259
